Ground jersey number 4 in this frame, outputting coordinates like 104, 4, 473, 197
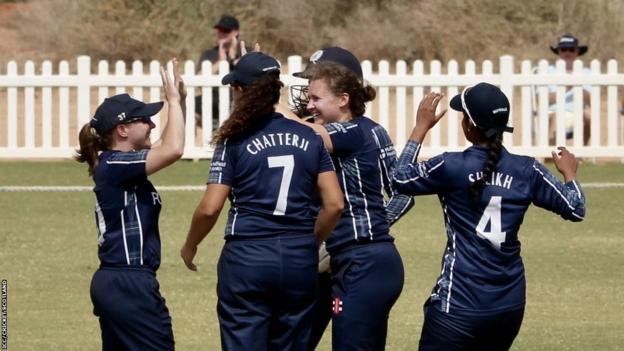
268, 155, 294, 216
475, 196, 507, 249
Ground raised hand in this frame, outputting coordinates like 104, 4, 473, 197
410, 92, 447, 143
239, 41, 261, 56
160, 58, 182, 103
172, 58, 186, 101
552, 146, 579, 182
417, 92, 446, 130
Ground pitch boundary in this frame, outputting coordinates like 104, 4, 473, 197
1, 183, 623, 192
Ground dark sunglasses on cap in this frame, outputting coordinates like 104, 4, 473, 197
121, 116, 152, 125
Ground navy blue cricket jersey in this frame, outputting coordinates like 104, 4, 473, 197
208, 112, 334, 238
92, 150, 163, 271
393, 141, 586, 314
323, 116, 414, 253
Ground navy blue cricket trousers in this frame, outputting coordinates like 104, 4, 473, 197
307, 272, 333, 350
217, 234, 318, 351
419, 299, 524, 351
90, 266, 174, 351
330, 241, 405, 351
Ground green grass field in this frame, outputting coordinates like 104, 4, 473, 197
1, 160, 623, 350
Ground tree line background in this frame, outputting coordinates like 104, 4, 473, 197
1, 0, 623, 66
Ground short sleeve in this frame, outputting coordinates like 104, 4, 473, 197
208, 139, 234, 185
325, 122, 364, 154
104, 150, 148, 186
318, 140, 335, 173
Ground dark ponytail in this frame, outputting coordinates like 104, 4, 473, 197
211, 73, 283, 145
469, 132, 504, 202
74, 123, 112, 176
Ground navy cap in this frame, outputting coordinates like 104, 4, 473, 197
450, 83, 514, 138
214, 15, 239, 31
550, 33, 588, 56
221, 52, 280, 86
89, 94, 163, 135
293, 47, 363, 80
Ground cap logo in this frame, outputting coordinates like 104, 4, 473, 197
117, 112, 126, 120
262, 65, 279, 72
560, 37, 575, 43
492, 107, 508, 114
310, 50, 324, 63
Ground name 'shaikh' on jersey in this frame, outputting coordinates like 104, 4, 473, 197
468, 171, 514, 190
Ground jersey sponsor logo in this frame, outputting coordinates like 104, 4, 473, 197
245, 133, 310, 155
468, 171, 514, 190
379, 145, 396, 159
210, 160, 226, 173
332, 297, 343, 315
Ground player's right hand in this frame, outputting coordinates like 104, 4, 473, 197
318, 242, 331, 273
416, 92, 446, 130
180, 243, 198, 271
410, 92, 447, 142
552, 146, 579, 182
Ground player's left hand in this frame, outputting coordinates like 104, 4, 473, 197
552, 146, 579, 182
180, 243, 198, 271
160, 58, 182, 103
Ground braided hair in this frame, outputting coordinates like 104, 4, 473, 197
468, 132, 504, 202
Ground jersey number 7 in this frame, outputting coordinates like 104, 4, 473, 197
268, 155, 295, 216
475, 196, 507, 249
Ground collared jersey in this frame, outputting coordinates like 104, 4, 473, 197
323, 116, 414, 253
393, 140, 585, 314
208, 112, 335, 238
92, 150, 163, 271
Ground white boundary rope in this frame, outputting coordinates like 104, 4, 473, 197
0, 183, 623, 192
0, 185, 205, 192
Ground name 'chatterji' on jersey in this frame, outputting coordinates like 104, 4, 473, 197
468, 171, 514, 190
245, 132, 310, 155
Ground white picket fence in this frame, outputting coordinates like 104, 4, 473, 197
0, 55, 623, 159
